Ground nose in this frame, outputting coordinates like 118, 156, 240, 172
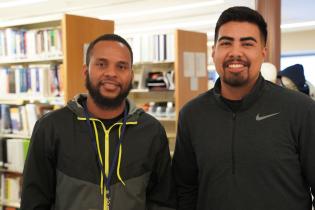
103, 64, 117, 77
228, 43, 243, 58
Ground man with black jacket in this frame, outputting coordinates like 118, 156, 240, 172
172, 6, 315, 210
21, 34, 176, 210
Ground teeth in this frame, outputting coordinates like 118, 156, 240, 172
229, 64, 244, 68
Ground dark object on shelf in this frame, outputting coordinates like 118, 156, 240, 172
146, 71, 168, 90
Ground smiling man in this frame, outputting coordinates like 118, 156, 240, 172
213, 20, 266, 99
21, 34, 176, 210
172, 6, 315, 210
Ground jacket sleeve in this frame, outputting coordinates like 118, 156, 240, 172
172, 110, 198, 210
147, 124, 177, 210
299, 101, 315, 208
20, 117, 56, 210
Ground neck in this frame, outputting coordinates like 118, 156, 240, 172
221, 79, 257, 100
86, 95, 126, 119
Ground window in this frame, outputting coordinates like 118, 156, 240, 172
281, 53, 315, 85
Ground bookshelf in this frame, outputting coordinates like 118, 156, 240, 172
127, 30, 208, 151
0, 14, 114, 209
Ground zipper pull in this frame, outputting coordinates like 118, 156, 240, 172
232, 113, 236, 120
106, 190, 111, 209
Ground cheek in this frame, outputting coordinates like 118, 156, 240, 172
213, 50, 226, 62
212, 53, 225, 70
248, 59, 263, 77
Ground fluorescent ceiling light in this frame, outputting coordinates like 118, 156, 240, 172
0, 0, 47, 8
281, 21, 315, 29
100, 0, 224, 20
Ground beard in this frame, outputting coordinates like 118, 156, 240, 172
222, 57, 251, 87
222, 73, 248, 87
85, 74, 132, 109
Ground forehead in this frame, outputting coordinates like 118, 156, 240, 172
91, 40, 131, 60
218, 21, 261, 40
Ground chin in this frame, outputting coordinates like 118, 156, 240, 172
101, 94, 118, 101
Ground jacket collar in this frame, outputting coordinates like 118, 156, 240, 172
67, 93, 142, 121
213, 74, 266, 112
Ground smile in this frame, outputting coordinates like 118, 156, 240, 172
228, 63, 245, 68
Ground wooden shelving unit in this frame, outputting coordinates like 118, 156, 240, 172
0, 14, 114, 209
127, 29, 208, 151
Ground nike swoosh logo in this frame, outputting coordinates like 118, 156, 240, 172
256, 112, 280, 121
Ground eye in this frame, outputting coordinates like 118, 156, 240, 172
96, 61, 106, 68
242, 42, 254, 47
117, 63, 129, 71
219, 41, 231, 46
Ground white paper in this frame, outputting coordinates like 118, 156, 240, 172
195, 52, 206, 77
183, 52, 195, 77
83, 43, 89, 64
190, 77, 198, 91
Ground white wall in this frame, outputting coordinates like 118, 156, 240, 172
281, 29, 315, 53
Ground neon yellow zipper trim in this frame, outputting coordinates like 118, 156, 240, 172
92, 120, 104, 194
78, 117, 137, 209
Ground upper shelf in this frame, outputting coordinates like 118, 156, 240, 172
0, 95, 64, 105
129, 89, 174, 103
0, 56, 63, 65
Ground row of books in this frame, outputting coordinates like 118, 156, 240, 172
0, 27, 62, 60
0, 138, 29, 208
0, 103, 55, 136
0, 138, 29, 173
127, 33, 175, 63
0, 173, 22, 208
0, 64, 63, 97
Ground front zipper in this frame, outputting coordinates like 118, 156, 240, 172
232, 113, 237, 174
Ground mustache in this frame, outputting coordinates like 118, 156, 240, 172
98, 79, 121, 87
223, 57, 250, 68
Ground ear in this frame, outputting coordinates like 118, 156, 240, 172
83, 64, 88, 79
211, 45, 215, 58
262, 46, 267, 61
131, 68, 134, 80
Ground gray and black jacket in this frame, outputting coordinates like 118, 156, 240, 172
173, 75, 315, 210
21, 94, 176, 210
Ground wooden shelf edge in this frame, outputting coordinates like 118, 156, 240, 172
0, 56, 63, 65
0, 95, 64, 105
0, 133, 30, 139
0, 199, 21, 208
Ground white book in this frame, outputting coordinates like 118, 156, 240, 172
0, 68, 9, 94
132, 36, 141, 63
0, 30, 6, 57
25, 103, 38, 136
6, 139, 29, 173
5, 28, 16, 59
19, 106, 29, 135
43, 29, 49, 57
26, 30, 36, 59
5, 176, 21, 202
166, 33, 175, 61
13, 66, 21, 94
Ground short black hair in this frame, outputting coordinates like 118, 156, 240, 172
85, 33, 133, 66
214, 6, 268, 45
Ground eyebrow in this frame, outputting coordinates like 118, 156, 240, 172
218, 36, 234, 42
240, 37, 257, 43
217, 36, 257, 43
117, 61, 130, 66
96, 58, 107, 62
96, 58, 129, 65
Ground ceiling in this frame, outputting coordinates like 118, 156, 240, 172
0, 0, 315, 37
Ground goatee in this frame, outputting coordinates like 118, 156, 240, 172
222, 57, 250, 87
85, 74, 132, 109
